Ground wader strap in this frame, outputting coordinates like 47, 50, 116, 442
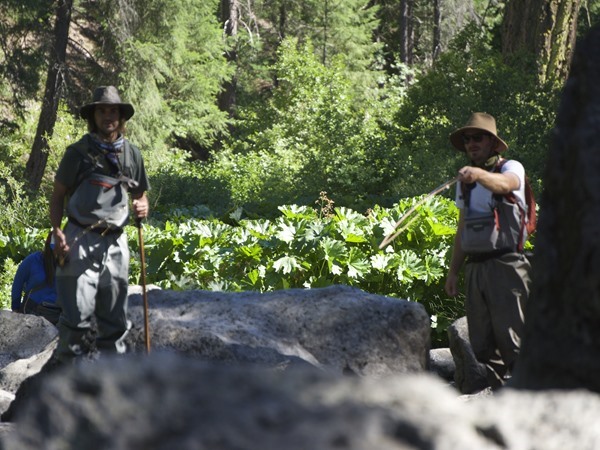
466, 248, 517, 263
67, 217, 123, 235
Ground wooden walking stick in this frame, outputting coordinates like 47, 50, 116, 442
136, 218, 151, 354
379, 177, 458, 249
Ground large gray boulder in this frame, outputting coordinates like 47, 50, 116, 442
2, 352, 600, 450
0, 285, 433, 421
0, 312, 57, 398
125, 284, 431, 376
448, 317, 488, 394
0, 311, 57, 372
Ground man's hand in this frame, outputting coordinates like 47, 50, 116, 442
445, 273, 460, 297
457, 164, 520, 194
457, 166, 483, 184
132, 193, 149, 219
52, 227, 69, 262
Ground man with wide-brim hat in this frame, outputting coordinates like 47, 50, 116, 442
449, 112, 508, 154
49, 85, 150, 363
444, 112, 532, 391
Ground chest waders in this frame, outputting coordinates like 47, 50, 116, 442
55, 138, 138, 362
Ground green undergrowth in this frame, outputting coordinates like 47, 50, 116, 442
127, 194, 465, 346
1, 194, 466, 347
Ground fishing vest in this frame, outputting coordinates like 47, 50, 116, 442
460, 160, 531, 255
66, 135, 139, 229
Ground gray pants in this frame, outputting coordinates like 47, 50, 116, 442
55, 222, 131, 362
465, 252, 531, 388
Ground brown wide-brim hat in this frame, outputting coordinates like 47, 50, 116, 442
80, 85, 135, 121
449, 112, 508, 153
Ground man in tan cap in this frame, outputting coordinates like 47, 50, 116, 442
445, 112, 532, 390
50, 85, 150, 362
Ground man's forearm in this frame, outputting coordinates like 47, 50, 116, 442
449, 234, 466, 276
50, 193, 65, 228
50, 182, 67, 230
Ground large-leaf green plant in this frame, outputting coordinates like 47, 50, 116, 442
127, 194, 464, 346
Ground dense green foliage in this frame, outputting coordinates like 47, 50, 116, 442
2, 194, 464, 345
150, 25, 557, 218
85, 0, 233, 162
132, 194, 464, 345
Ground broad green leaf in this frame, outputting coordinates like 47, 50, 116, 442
236, 245, 263, 260
243, 220, 273, 239
276, 222, 296, 243
299, 221, 326, 242
396, 250, 429, 281
378, 216, 399, 236
426, 218, 457, 236
344, 233, 367, 243
278, 204, 317, 220
320, 238, 347, 272
334, 206, 368, 224
371, 253, 395, 271
247, 269, 259, 285
273, 256, 301, 274
346, 248, 370, 279
331, 264, 343, 275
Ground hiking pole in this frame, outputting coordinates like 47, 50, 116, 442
135, 217, 151, 354
379, 177, 458, 249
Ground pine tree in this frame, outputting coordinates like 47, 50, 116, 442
234, 0, 381, 100
96, 0, 234, 159
0, 0, 53, 122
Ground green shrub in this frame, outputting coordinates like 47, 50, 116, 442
175, 38, 410, 218
389, 22, 558, 199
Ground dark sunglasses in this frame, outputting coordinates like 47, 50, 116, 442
462, 133, 490, 144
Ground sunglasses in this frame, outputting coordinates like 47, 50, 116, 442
462, 133, 490, 144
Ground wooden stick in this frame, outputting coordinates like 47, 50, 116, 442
379, 177, 458, 249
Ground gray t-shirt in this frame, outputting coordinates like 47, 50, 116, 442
55, 133, 150, 197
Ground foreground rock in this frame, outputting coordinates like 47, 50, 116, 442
1, 285, 433, 420
0, 312, 58, 410
125, 284, 431, 376
1, 352, 599, 450
0, 312, 57, 372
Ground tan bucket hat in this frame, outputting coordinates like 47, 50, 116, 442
449, 112, 508, 153
80, 85, 135, 121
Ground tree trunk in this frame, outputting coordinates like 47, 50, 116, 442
398, 0, 414, 65
321, 0, 330, 65
218, 0, 239, 118
501, 0, 581, 85
432, 0, 441, 61
278, 0, 287, 40
510, 24, 600, 392
25, 0, 73, 191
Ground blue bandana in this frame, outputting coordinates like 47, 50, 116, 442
91, 133, 125, 172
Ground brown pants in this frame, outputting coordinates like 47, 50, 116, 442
465, 252, 531, 389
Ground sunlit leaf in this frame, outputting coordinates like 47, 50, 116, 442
346, 248, 370, 279
273, 255, 301, 274
276, 222, 296, 243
